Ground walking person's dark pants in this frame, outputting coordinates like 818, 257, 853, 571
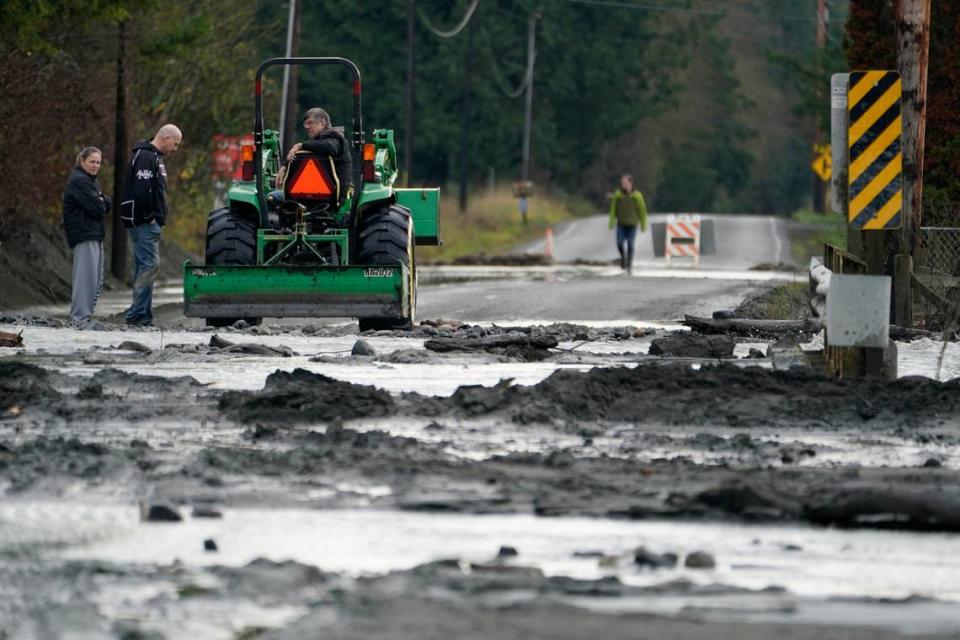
615, 224, 637, 272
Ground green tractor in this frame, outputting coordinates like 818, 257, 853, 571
183, 57, 440, 330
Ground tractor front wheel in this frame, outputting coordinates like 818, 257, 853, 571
357, 204, 416, 332
204, 207, 262, 328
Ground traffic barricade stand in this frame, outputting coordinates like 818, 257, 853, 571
665, 214, 701, 268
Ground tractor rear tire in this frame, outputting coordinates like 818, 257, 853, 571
357, 204, 416, 332
204, 207, 262, 328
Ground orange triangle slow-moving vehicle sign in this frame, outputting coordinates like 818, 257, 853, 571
288, 158, 333, 198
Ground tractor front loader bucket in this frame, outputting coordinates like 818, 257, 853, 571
183, 262, 410, 319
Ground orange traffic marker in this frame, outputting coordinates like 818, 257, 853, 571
288, 158, 333, 197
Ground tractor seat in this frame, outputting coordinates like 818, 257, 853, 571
283, 152, 342, 208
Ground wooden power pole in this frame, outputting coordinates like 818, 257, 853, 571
457, 17, 475, 213
894, 0, 932, 255
520, 12, 538, 186
111, 20, 129, 281
813, 0, 828, 214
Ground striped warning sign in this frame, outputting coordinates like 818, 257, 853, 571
665, 214, 701, 267
847, 70, 902, 230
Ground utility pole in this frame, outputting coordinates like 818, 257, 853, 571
111, 20, 129, 281
895, 0, 931, 255
458, 17, 475, 213
520, 12, 538, 188
404, 0, 416, 186
279, 0, 301, 151
813, 0, 828, 214
889, 0, 931, 327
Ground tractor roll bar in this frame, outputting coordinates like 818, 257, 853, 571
253, 57, 363, 229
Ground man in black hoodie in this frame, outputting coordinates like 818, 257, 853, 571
277, 107, 352, 208
121, 124, 182, 327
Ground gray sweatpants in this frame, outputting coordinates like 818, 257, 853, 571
70, 240, 104, 328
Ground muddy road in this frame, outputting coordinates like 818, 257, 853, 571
2, 264, 960, 639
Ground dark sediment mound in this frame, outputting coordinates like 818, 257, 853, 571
0, 436, 147, 490
89, 368, 203, 392
648, 333, 735, 358
218, 363, 960, 429
187, 423, 426, 482
0, 215, 195, 310
0, 362, 61, 412
219, 368, 396, 424
803, 487, 960, 532
425, 334, 559, 362
210, 558, 330, 599
507, 364, 960, 427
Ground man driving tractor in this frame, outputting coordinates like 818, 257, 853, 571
276, 107, 353, 206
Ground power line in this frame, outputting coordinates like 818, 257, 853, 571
418, 0, 481, 38
555, 0, 817, 23
481, 27, 534, 99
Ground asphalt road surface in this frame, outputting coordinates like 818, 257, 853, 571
417, 270, 791, 323
519, 213, 793, 270
417, 213, 798, 323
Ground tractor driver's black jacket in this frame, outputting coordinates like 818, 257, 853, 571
62, 167, 111, 249
301, 127, 353, 206
121, 140, 168, 228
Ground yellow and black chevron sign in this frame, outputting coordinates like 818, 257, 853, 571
847, 70, 902, 230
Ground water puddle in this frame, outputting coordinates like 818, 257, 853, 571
2, 502, 960, 633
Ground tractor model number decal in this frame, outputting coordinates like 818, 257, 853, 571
364, 267, 394, 278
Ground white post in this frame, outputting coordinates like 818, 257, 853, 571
279, 0, 297, 150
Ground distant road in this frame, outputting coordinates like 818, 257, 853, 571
413, 213, 799, 323
517, 214, 793, 270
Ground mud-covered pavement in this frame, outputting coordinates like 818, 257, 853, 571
2, 310, 960, 639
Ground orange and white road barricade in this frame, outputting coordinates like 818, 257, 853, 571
665, 214, 701, 268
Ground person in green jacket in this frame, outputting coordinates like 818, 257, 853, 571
608, 174, 648, 274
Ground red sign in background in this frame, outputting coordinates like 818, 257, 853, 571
211, 134, 254, 180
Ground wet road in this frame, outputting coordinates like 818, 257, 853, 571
415, 213, 798, 323
519, 213, 793, 270
419, 270, 788, 322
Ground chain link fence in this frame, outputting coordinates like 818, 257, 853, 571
915, 195, 960, 331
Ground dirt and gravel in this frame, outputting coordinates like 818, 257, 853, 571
0, 216, 194, 310
2, 309, 960, 638
3, 350, 959, 531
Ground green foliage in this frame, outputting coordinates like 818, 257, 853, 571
15, 0, 936, 244
284, 0, 684, 195
788, 207, 847, 267
420, 189, 584, 263
126, 1, 281, 253
0, 0, 135, 52
654, 18, 756, 212
735, 282, 810, 320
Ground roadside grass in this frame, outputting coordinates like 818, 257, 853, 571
735, 281, 810, 320
419, 189, 593, 263
787, 208, 847, 267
